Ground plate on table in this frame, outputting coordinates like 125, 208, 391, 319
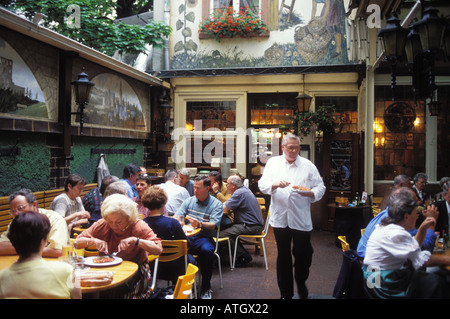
84, 256, 123, 267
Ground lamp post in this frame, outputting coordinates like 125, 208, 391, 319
71, 69, 94, 134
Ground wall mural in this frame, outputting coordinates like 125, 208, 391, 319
0, 37, 47, 118
171, 0, 349, 69
86, 73, 146, 131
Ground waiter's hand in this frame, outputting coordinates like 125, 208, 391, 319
272, 180, 290, 191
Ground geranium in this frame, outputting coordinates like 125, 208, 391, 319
200, 6, 267, 42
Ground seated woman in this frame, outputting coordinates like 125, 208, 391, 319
50, 173, 91, 232
141, 186, 196, 284
0, 211, 81, 299
132, 174, 152, 219
363, 187, 450, 299
75, 194, 162, 298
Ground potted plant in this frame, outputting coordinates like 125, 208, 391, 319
199, 6, 268, 42
296, 105, 339, 137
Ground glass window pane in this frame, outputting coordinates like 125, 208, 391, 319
373, 86, 425, 181
186, 101, 236, 131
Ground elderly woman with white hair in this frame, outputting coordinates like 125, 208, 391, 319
75, 194, 162, 298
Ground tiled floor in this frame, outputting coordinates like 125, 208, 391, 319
206, 228, 343, 299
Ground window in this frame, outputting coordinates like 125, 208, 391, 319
211, 0, 260, 15
373, 86, 425, 181
186, 101, 236, 131
185, 100, 237, 168
202, 0, 268, 30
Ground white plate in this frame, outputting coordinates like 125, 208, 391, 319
295, 190, 313, 196
290, 187, 313, 196
84, 256, 123, 267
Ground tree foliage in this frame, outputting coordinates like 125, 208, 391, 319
1, 0, 171, 56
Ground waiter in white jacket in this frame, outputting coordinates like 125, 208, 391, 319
258, 133, 325, 299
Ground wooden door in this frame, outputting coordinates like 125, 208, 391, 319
317, 133, 364, 231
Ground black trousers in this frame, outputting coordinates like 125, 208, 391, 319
273, 227, 313, 299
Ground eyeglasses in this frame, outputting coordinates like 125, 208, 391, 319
284, 146, 300, 151
9, 205, 29, 215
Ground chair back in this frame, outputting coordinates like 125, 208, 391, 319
261, 210, 271, 235
172, 263, 199, 299
337, 235, 350, 252
158, 239, 188, 263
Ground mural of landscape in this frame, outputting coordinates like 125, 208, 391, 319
171, 0, 349, 69
86, 73, 146, 131
0, 37, 47, 118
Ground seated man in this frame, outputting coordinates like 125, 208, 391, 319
220, 174, 264, 267
158, 169, 190, 216
175, 175, 223, 299
178, 168, 194, 196
120, 163, 142, 198
0, 189, 69, 257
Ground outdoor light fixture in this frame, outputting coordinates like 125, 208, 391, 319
378, 12, 408, 101
71, 69, 95, 134
159, 90, 173, 134
428, 100, 441, 116
296, 74, 312, 113
378, 6, 448, 115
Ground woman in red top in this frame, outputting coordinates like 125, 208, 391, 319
75, 193, 162, 298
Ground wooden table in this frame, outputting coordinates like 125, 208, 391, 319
184, 227, 201, 237
0, 255, 138, 295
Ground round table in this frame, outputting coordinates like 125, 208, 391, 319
0, 255, 138, 294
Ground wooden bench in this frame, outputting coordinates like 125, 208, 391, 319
0, 183, 98, 233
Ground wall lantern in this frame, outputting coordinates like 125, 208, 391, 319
71, 69, 95, 134
296, 74, 312, 113
159, 90, 172, 134
428, 100, 441, 116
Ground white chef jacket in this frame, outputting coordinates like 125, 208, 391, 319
258, 155, 326, 231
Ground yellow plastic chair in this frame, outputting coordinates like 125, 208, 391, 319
148, 240, 189, 292
337, 235, 350, 252
213, 226, 233, 289
167, 263, 199, 299
232, 210, 271, 270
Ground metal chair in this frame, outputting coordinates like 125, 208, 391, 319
213, 225, 233, 288
232, 210, 271, 270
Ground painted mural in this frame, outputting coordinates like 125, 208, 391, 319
0, 37, 47, 118
85, 73, 146, 131
170, 0, 349, 69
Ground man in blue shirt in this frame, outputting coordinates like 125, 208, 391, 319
357, 191, 438, 259
120, 163, 141, 198
175, 175, 223, 299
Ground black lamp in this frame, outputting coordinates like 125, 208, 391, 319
296, 74, 312, 113
415, 7, 446, 54
71, 69, 94, 134
405, 25, 422, 64
378, 12, 408, 101
159, 91, 172, 134
428, 100, 441, 116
